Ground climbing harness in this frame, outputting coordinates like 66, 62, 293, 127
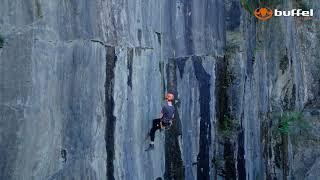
160, 120, 173, 131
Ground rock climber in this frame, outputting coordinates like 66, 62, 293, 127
145, 92, 175, 151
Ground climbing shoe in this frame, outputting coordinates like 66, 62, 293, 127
145, 143, 154, 151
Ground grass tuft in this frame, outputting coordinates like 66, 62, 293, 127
278, 111, 309, 134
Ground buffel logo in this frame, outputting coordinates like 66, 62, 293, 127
254, 7, 314, 21
254, 7, 273, 21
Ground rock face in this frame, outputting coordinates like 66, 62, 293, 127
0, 0, 319, 180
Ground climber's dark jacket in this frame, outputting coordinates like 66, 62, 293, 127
161, 103, 175, 123
149, 103, 175, 142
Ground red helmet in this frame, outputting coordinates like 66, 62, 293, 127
166, 93, 174, 101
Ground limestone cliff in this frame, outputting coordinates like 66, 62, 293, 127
0, 0, 319, 179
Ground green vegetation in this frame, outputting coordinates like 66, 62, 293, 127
278, 111, 309, 134
225, 41, 238, 58
220, 115, 238, 138
294, 0, 310, 11
240, 0, 259, 14
240, 0, 282, 14
212, 157, 224, 170
0, 34, 4, 48
225, 42, 239, 55
221, 65, 236, 89
254, 47, 264, 53
219, 56, 236, 88
34, 0, 43, 17
212, 157, 226, 177
225, 31, 241, 60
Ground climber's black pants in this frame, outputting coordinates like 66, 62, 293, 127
149, 118, 162, 142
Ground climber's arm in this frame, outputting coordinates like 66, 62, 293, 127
160, 106, 165, 119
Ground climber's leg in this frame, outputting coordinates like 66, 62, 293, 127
145, 118, 162, 151
149, 118, 162, 142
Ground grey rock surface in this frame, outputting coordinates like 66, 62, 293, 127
0, 0, 319, 180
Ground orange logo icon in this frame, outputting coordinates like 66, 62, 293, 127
254, 7, 273, 21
